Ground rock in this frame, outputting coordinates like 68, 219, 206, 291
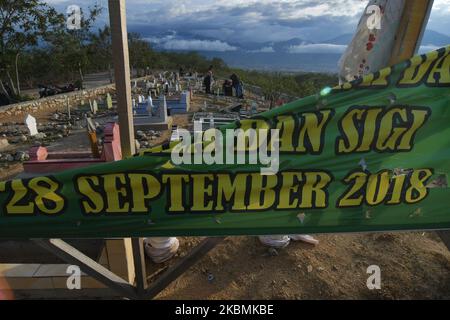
57, 134, 64, 139
135, 139, 141, 150
268, 248, 278, 256
20, 135, 27, 142
307, 265, 313, 273
6, 154, 14, 162
136, 130, 145, 138
14, 151, 29, 162
34, 132, 46, 139
0, 138, 9, 151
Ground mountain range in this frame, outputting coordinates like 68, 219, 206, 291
146, 30, 450, 72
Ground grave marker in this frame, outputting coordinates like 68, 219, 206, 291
106, 93, 113, 109
25, 114, 38, 136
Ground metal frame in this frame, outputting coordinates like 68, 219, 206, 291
32, 237, 224, 300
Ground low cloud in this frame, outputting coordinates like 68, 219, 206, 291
160, 39, 238, 52
248, 46, 276, 53
419, 45, 441, 53
287, 43, 347, 54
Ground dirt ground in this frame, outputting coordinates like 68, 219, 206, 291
0, 91, 449, 300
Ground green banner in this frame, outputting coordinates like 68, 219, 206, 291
1, 46, 450, 238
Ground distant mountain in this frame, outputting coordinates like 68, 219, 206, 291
145, 29, 449, 73
421, 30, 450, 46
325, 30, 450, 47
199, 51, 340, 73
272, 38, 314, 52
324, 34, 353, 45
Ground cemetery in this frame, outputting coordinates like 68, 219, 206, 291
0, 0, 449, 303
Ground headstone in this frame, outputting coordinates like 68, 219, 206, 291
147, 95, 153, 107
251, 101, 258, 115
160, 95, 168, 122
86, 117, 96, 133
146, 96, 153, 116
92, 100, 98, 114
106, 93, 113, 109
66, 97, 71, 119
25, 114, 38, 136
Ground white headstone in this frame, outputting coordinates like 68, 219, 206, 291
146, 96, 153, 116
92, 100, 98, 114
66, 97, 71, 119
147, 95, 153, 107
25, 114, 38, 136
106, 93, 113, 109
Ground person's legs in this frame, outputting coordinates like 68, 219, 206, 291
233, 85, 238, 97
237, 84, 243, 98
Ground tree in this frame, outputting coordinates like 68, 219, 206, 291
128, 32, 159, 76
88, 26, 113, 81
0, 0, 63, 98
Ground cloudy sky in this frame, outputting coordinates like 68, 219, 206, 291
47, 0, 450, 52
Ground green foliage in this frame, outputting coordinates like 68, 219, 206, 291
227, 69, 338, 104
1, 1, 338, 106
0, 0, 64, 97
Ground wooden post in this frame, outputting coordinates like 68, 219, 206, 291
388, 0, 434, 65
107, 0, 141, 291
108, 0, 135, 157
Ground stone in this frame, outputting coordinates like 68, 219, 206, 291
14, 151, 29, 162
106, 93, 113, 109
135, 139, 141, 150
136, 130, 146, 138
34, 132, 46, 140
25, 114, 38, 136
92, 100, 98, 114
20, 135, 27, 142
0, 138, 9, 151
